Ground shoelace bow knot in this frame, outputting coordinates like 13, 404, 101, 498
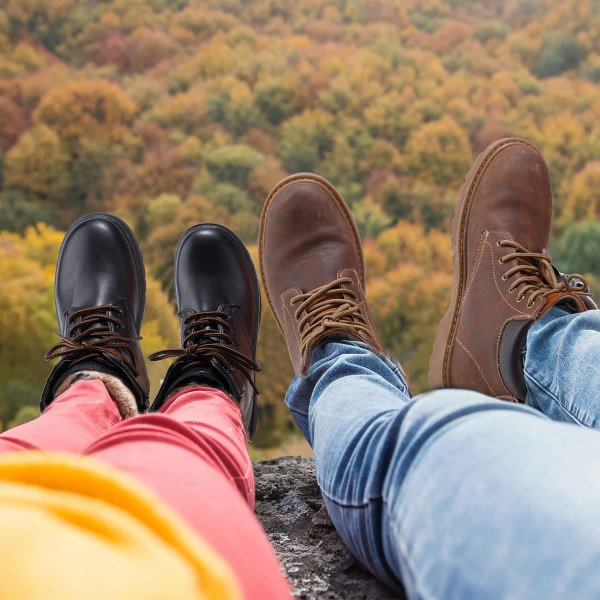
45, 304, 140, 375
148, 311, 260, 394
291, 276, 372, 356
498, 240, 588, 307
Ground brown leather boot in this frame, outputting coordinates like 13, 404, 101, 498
259, 173, 384, 376
429, 137, 590, 401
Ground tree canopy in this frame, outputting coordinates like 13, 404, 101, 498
1, 0, 600, 446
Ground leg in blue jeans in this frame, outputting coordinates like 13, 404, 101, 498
525, 306, 600, 428
286, 311, 600, 598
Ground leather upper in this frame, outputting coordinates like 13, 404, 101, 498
431, 138, 587, 401
464, 140, 552, 267
151, 224, 260, 436
259, 173, 383, 375
41, 214, 149, 412
175, 225, 259, 333
54, 217, 145, 330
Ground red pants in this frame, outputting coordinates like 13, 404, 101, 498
0, 380, 290, 599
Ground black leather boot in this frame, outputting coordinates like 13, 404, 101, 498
40, 214, 149, 414
149, 224, 261, 438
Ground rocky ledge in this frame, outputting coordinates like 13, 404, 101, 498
254, 456, 403, 599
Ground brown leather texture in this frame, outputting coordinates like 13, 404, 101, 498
259, 173, 383, 375
429, 138, 587, 401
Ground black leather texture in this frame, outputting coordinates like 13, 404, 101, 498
40, 213, 149, 412
151, 224, 260, 437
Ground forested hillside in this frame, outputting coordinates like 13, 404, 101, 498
2, 0, 600, 447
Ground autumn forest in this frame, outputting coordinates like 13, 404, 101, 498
1, 0, 600, 449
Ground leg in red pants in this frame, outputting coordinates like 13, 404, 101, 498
0, 379, 290, 599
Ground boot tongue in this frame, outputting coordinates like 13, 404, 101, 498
70, 306, 134, 364
185, 309, 230, 349
173, 361, 235, 398
542, 291, 586, 315
71, 305, 115, 335
189, 323, 222, 346
541, 266, 590, 314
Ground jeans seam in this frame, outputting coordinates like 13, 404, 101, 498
318, 486, 371, 508
290, 407, 308, 421
321, 491, 436, 600
524, 369, 585, 427
319, 490, 418, 595
317, 488, 440, 598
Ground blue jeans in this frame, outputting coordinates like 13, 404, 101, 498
286, 307, 600, 599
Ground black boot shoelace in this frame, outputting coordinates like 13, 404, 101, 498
45, 304, 140, 375
148, 310, 260, 393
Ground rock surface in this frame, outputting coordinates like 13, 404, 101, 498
254, 456, 404, 599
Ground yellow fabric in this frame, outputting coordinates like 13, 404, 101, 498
0, 452, 241, 600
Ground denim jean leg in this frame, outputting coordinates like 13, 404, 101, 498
285, 340, 410, 444
286, 340, 411, 588
286, 339, 600, 598
524, 306, 600, 428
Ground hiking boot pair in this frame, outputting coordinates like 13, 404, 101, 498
260, 138, 593, 400
43, 137, 594, 433
42, 216, 260, 436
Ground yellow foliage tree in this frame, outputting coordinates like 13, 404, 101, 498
34, 79, 137, 145
4, 125, 72, 205
366, 222, 452, 392
404, 116, 472, 186
0, 226, 58, 427
562, 161, 600, 225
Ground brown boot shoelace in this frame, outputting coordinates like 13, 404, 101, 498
148, 311, 260, 393
45, 304, 140, 375
498, 240, 588, 307
291, 276, 372, 357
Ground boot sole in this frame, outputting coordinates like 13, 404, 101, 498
57, 213, 146, 331
258, 172, 365, 340
428, 138, 538, 389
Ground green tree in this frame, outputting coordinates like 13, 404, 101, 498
204, 144, 264, 188
255, 79, 298, 125
535, 30, 586, 78
352, 195, 392, 238
557, 221, 600, 278
0, 190, 58, 232
4, 0, 76, 50
223, 83, 263, 136
277, 110, 334, 173
6, 404, 39, 430
143, 193, 182, 234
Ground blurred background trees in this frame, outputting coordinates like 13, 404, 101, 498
1, 0, 600, 450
